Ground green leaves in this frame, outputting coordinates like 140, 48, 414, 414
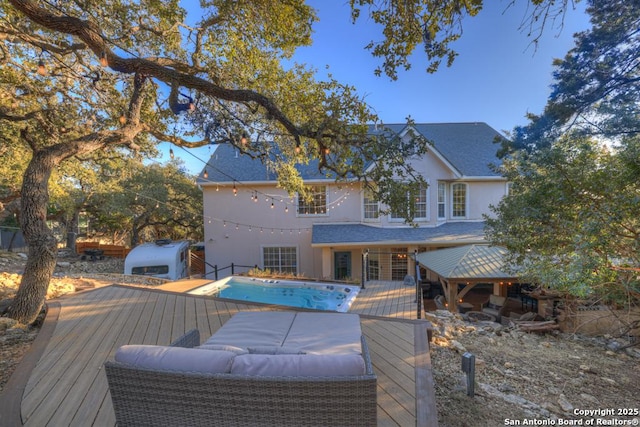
486, 134, 640, 303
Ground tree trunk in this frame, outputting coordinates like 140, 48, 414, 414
66, 210, 79, 252
7, 151, 58, 325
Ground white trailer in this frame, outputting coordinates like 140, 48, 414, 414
124, 239, 190, 281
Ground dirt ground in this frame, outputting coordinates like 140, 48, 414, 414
1, 249, 639, 426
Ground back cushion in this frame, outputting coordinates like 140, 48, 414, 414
115, 345, 236, 374
230, 354, 366, 377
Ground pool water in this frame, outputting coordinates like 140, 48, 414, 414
189, 276, 359, 312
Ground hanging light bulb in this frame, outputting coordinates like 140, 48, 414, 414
118, 113, 127, 125
37, 59, 46, 76
203, 169, 209, 179
169, 148, 175, 159
240, 133, 248, 145
233, 183, 237, 196
99, 51, 108, 67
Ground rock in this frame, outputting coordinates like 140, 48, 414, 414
498, 383, 515, 393
557, 394, 574, 412
17, 252, 28, 259
606, 340, 622, 351
580, 393, 599, 404
450, 340, 467, 353
57, 262, 71, 268
504, 361, 514, 369
625, 347, 640, 358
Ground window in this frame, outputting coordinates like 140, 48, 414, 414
437, 182, 446, 219
363, 187, 379, 220
297, 185, 326, 215
390, 184, 428, 221
390, 248, 408, 280
452, 183, 467, 218
263, 247, 297, 274
132, 265, 169, 276
414, 185, 428, 219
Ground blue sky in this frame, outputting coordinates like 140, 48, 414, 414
173, 1, 591, 175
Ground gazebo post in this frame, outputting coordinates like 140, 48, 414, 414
447, 281, 458, 313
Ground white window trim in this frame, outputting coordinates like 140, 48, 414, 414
261, 245, 299, 275
451, 182, 468, 219
361, 188, 380, 222
437, 181, 447, 220
296, 185, 328, 217
388, 182, 430, 223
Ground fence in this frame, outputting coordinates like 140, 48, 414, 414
75, 242, 131, 258
0, 227, 27, 252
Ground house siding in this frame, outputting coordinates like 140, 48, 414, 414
199, 123, 508, 281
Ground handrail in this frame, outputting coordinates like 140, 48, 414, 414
203, 263, 259, 280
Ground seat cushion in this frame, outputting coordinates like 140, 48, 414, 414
204, 311, 296, 348
115, 345, 236, 373
230, 354, 366, 376
283, 312, 363, 355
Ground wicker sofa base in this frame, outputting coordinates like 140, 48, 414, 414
105, 313, 377, 426
104, 363, 377, 426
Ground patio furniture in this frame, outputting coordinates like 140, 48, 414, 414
480, 295, 507, 322
104, 311, 377, 427
457, 302, 473, 314
466, 311, 497, 322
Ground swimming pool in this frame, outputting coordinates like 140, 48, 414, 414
189, 276, 360, 312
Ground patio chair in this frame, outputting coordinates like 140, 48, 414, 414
480, 295, 507, 322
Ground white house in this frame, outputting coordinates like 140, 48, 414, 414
197, 122, 508, 283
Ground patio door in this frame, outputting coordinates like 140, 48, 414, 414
334, 251, 351, 280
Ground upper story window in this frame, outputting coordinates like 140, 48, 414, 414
452, 183, 467, 218
437, 182, 446, 220
363, 187, 379, 220
297, 185, 327, 215
390, 184, 428, 221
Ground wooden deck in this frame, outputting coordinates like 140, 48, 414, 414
0, 281, 437, 427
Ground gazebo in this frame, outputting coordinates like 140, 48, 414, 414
415, 244, 519, 313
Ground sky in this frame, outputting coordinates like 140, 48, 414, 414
173, 1, 592, 175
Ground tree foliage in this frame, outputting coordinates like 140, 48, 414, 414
486, 135, 640, 302
0, 0, 585, 324
503, 0, 640, 154
486, 0, 640, 303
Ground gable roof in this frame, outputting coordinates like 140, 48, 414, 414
198, 122, 504, 183
409, 123, 504, 177
415, 244, 516, 280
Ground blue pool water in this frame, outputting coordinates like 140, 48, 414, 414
189, 276, 359, 312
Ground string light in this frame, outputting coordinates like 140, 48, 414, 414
169, 148, 175, 159
118, 113, 127, 125
203, 169, 209, 179
99, 51, 108, 67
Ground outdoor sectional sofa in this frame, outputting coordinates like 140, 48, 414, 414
104, 311, 377, 426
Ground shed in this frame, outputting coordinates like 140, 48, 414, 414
415, 244, 519, 312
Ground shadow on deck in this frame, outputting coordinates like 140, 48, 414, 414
0, 281, 437, 427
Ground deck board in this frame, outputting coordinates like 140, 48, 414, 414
4, 281, 436, 427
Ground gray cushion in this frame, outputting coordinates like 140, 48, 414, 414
115, 345, 236, 373
247, 346, 305, 355
283, 312, 363, 355
197, 344, 249, 355
230, 354, 366, 376
204, 311, 296, 348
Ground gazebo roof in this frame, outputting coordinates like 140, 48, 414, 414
416, 244, 517, 281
